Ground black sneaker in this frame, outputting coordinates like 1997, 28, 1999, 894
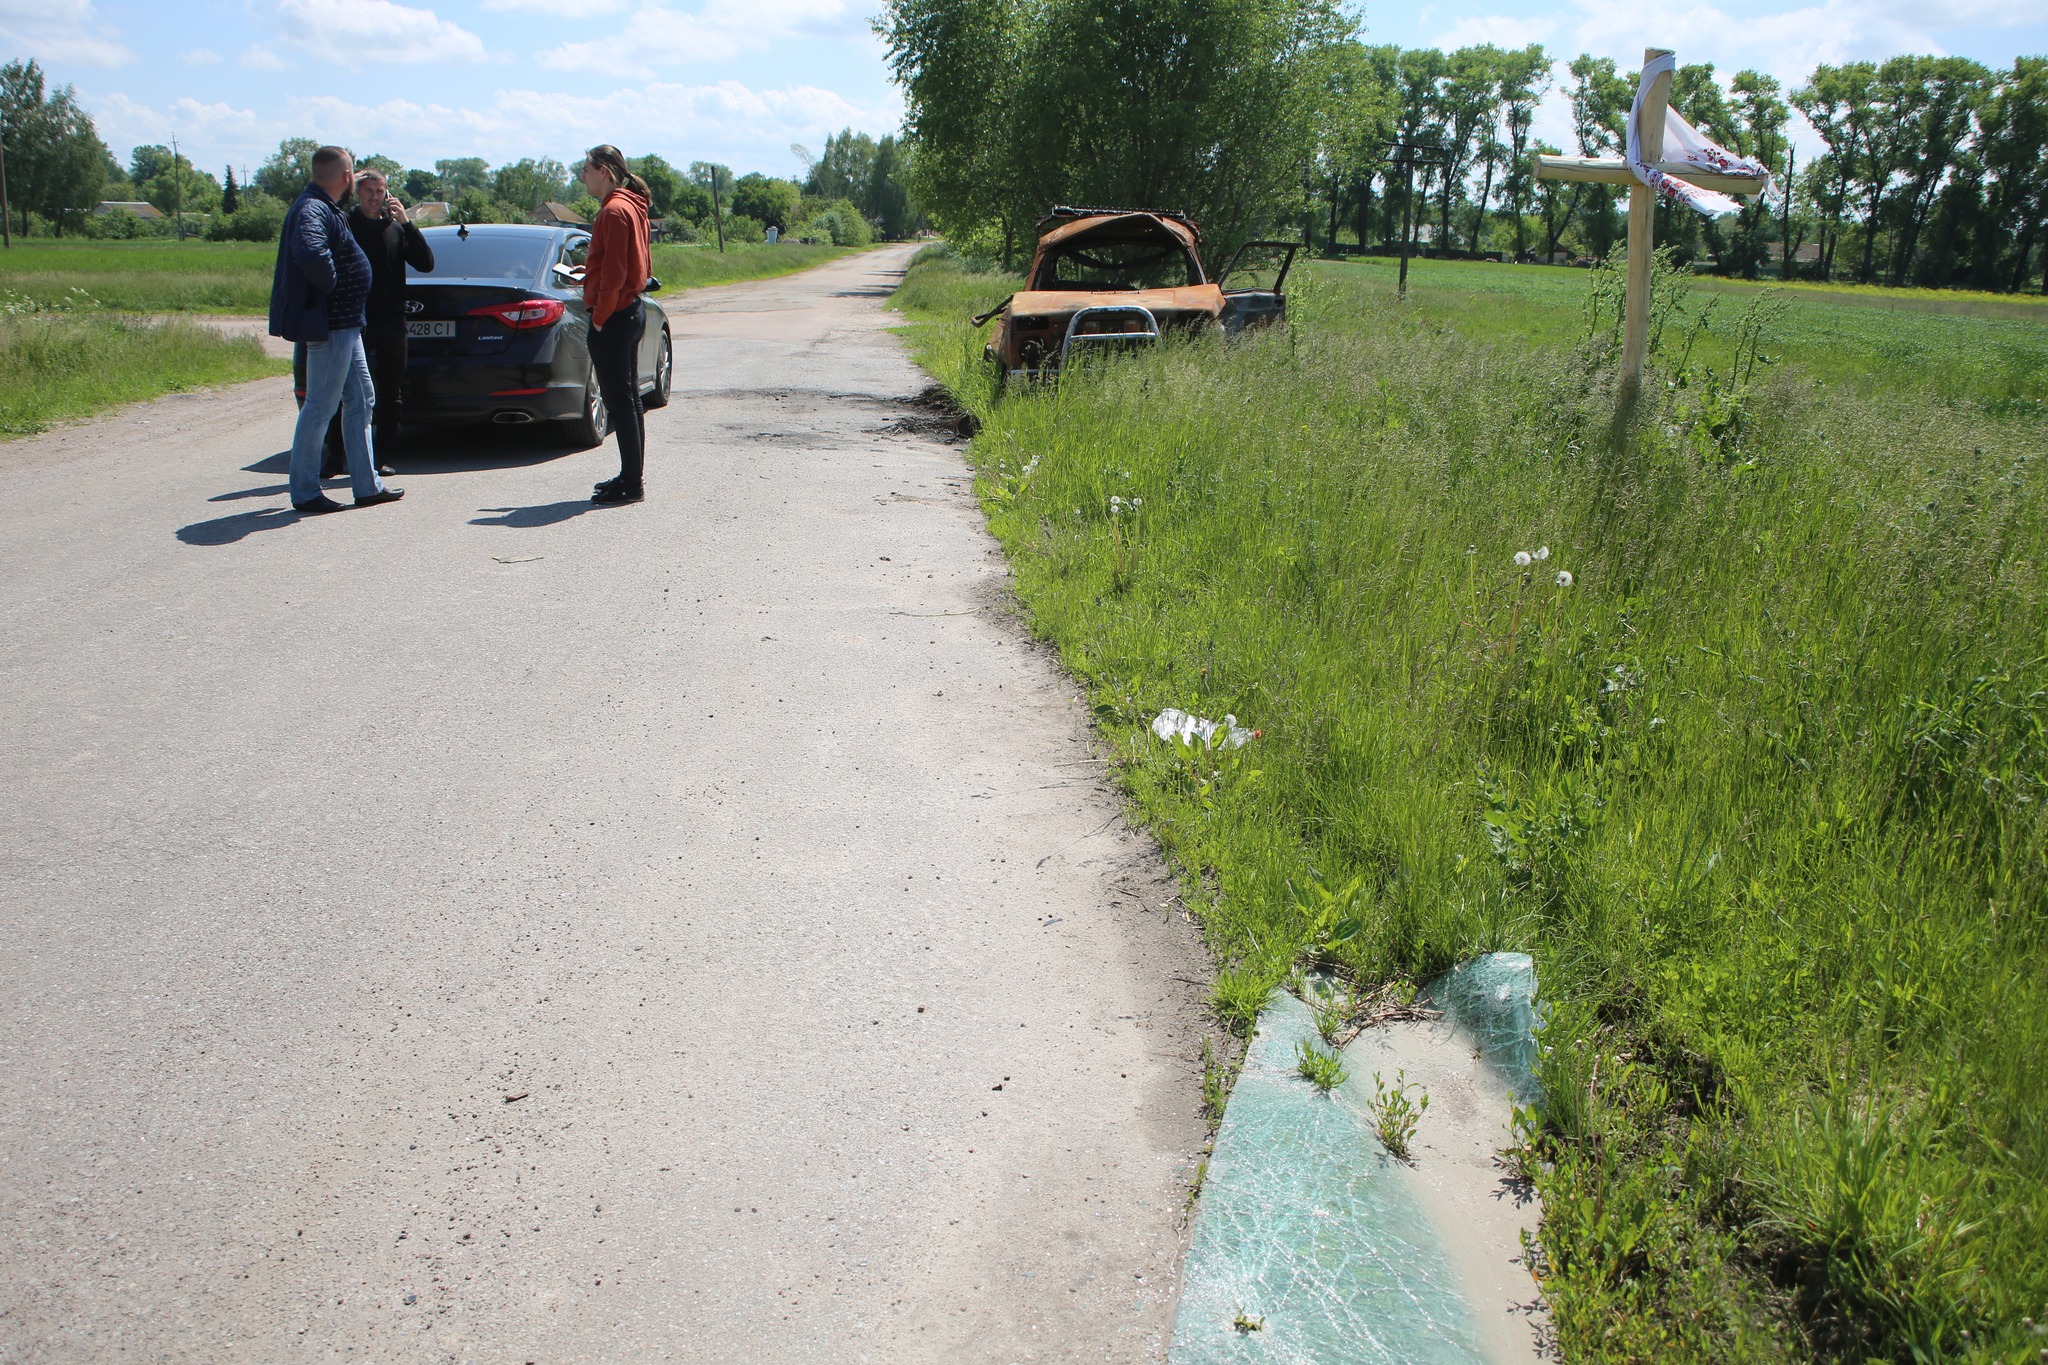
593, 475, 624, 494
592, 482, 643, 505
292, 495, 346, 515
355, 487, 405, 508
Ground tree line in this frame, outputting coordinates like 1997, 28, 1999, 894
882, 0, 2047, 292
0, 60, 921, 247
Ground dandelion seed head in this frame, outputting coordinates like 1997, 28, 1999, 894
1556, 570, 1573, 587
1514, 551, 1533, 567
1536, 545, 1550, 560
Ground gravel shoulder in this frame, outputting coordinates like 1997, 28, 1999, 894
0, 244, 1217, 1362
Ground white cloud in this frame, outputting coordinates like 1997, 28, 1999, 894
538, 0, 864, 75
1431, 14, 1560, 50
0, 0, 133, 68
239, 46, 290, 71
482, 0, 628, 14
91, 92, 268, 164
181, 48, 223, 65
272, 0, 489, 65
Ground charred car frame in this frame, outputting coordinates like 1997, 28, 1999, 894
977, 206, 1298, 381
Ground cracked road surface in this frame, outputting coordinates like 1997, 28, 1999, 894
0, 244, 1214, 1362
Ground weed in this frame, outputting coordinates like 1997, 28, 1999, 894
1295, 1038, 1348, 1093
1199, 1037, 1239, 1124
1368, 1070, 1430, 1159
892, 246, 2048, 1362
1232, 1310, 1266, 1333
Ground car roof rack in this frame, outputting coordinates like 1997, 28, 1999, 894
1036, 205, 1201, 239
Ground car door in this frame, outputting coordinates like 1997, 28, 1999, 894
1215, 241, 1300, 337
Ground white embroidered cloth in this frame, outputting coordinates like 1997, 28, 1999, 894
1625, 52, 1771, 217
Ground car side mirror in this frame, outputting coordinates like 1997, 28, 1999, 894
644, 277, 663, 294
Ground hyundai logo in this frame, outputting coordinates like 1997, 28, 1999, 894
404, 299, 425, 315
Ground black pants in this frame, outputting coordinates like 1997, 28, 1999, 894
322, 320, 407, 469
589, 301, 646, 486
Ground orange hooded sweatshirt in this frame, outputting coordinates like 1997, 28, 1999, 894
584, 186, 651, 330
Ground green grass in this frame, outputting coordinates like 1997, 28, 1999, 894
1322, 256, 2048, 412
0, 239, 279, 313
0, 309, 285, 437
0, 237, 872, 315
650, 239, 866, 290
893, 247, 2048, 1362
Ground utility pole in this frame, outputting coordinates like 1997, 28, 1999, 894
171, 134, 185, 241
1381, 140, 1447, 302
1780, 142, 1795, 281
1, 112, 11, 249
710, 168, 725, 253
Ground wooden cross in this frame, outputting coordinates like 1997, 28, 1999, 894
1535, 48, 1772, 396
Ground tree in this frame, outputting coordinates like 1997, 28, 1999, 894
805, 128, 878, 207
222, 165, 240, 215
731, 173, 801, 230
130, 144, 221, 216
1496, 45, 1550, 259
1556, 53, 1630, 258
867, 135, 919, 239
882, 0, 1354, 265
1433, 45, 1501, 255
1971, 57, 2048, 292
1, 60, 110, 236
402, 168, 443, 203
1720, 71, 1789, 278
630, 153, 684, 217
492, 157, 569, 214
434, 157, 492, 197
1879, 55, 1989, 285
254, 137, 319, 198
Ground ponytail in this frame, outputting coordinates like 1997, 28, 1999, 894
584, 144, 649, 201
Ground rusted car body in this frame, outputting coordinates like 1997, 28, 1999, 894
978, 206, 1297, 381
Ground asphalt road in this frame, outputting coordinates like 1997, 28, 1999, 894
0, 244, 1215, 1363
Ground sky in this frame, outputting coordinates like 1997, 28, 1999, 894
3, 0, 2044, 188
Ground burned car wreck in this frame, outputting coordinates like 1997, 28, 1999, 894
977, 206, 1298, 381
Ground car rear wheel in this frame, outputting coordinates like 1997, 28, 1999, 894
643, 328, 673, 410
570, 366, 610, 448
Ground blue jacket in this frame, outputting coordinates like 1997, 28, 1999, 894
268, 184, 372, 342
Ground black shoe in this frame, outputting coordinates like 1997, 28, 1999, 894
292, 495, 346, 515
592, 482, 643, 505
593, 475, 624, 494
376, 463, 396, 477
355, 487, 405, 508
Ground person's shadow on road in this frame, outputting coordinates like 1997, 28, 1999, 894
177, 507, 303, 545
471, 501, 606, 528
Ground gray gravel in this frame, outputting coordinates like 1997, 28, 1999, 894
0, 244, 1216, 1363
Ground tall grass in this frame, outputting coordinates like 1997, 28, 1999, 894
894, 249, 2048, 1362
651, 240, 864, 290
0, 308, 284, 436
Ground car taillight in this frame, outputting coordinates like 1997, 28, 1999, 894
467, 299, 565, 329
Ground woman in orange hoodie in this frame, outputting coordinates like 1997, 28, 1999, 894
578, 145, 653, 505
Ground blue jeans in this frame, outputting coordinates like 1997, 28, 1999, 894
290, 328, 383, 505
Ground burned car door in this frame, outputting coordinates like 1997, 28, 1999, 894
1216, 241, 1301, 336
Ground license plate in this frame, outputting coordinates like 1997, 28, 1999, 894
407, 320, 455, 338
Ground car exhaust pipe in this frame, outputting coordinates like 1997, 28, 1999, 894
492, 411, 535, 424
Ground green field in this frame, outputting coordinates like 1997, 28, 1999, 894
0, 238, 866, 315
0, 237, 872, 437
0, 311, 284, 437
893, 249, 2047, 1362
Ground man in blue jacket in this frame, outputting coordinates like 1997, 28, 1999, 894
268, 145, 404, 515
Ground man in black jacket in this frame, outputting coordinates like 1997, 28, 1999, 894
318, 168, 434, 477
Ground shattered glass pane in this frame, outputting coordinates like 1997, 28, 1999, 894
1169, 991, 1487, 1363
1423, 953, 1543, 1106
